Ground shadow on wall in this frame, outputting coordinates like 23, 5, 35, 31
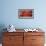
0, 24, 7, 43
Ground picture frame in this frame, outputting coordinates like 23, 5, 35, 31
18, 9, 34, 19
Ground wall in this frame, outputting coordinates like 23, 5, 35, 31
0, 0, 46, 30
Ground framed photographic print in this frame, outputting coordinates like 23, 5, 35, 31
18, 9, 34, 19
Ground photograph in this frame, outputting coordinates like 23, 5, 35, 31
18, 9, 34, 19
